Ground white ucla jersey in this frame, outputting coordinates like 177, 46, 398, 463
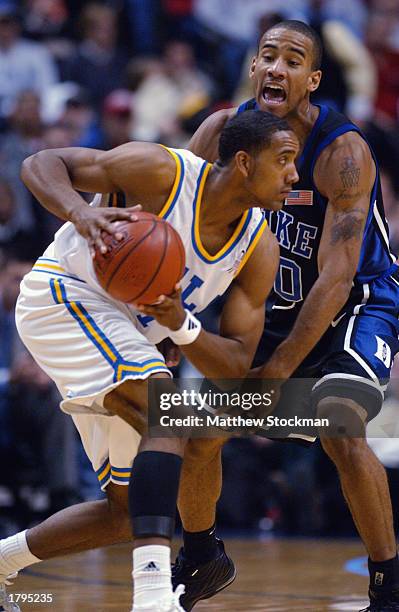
48, 147, 267, 344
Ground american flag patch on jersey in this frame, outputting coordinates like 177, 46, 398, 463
285, 190, 313, 206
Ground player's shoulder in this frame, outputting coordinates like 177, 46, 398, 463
315, 130, 373, 176
199, 107, 237, 132
188, 107, 237, 161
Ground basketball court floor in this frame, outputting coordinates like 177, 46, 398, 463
13, 539, 371, 611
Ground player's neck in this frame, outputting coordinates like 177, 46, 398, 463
201, 165, 248, 229
284, 100, 319, 152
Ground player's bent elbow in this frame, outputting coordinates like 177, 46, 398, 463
20, 154, 35, 185
21, 150, 47, 185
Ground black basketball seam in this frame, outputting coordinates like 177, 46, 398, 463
130, 220, 169, 302
104, 219, 157, 291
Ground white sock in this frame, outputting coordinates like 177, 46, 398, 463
132, 545, 172, 607
0, 531, 41, 579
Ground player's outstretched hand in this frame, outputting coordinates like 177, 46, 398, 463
70, 204, 142, 256
136, 284, 186, 331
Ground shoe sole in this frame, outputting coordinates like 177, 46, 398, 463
183, 563, 237, 611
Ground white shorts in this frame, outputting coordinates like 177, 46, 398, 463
15, 257, 171, 489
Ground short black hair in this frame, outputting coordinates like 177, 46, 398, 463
218, 110, 293, 166
262, 20, 323, 70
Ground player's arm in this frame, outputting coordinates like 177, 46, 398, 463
140, 226, 279, 378
188, 108, 235, 162
256, 133, 375, 379
20, 143, 175, 253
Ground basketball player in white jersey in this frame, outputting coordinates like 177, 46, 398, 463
0, 111, 298, 612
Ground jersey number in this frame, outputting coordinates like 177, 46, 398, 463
274, 257, 303, 302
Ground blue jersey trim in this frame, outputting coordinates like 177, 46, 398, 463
310, 123, 359, 177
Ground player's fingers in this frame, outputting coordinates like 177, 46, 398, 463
92, 230, 108, 254
166, 345, 180, 367
126, 204, 142, 218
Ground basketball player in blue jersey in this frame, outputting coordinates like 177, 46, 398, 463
175, 20, 399, 612
0, 111, 299, 612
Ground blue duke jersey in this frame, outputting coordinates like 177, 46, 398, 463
52, 147, 267, 345
238, 100, 399, 370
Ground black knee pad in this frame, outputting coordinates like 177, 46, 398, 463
129, 451, 182, 539
311, 376, 383, 424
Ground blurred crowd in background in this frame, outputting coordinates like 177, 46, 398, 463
1, 0, 399, 539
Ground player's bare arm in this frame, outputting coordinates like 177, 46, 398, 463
258, 133, 374, 379
140, 227, 279, 378
188, 108, 234, 161
21, 143, 176, 253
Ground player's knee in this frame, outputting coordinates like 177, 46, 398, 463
321, 435, 369, 472
106, 482, 132, 541
184, 438, 225, 472
316, 396, 367, 439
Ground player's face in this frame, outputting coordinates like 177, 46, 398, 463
250, 130, 299, 210
250, 28, 321, 117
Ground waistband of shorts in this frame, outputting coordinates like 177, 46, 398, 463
355, 262, 399, 285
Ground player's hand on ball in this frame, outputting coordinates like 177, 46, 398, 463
137, 285, 186, 331
70, 204, 142, 256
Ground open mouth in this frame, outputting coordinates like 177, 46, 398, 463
262, 85, 287, 105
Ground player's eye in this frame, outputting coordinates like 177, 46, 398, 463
289, 60, 300, 67
262, 55, 273, 62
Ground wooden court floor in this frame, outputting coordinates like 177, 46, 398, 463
12, 539, 371, 611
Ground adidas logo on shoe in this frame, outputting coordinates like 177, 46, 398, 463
143, 561, 160, 572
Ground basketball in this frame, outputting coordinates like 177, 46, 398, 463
93, 211, 186, 304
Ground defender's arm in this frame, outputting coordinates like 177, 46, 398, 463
258, 133, 374, 378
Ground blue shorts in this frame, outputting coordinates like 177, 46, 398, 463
254, 268, 399, 440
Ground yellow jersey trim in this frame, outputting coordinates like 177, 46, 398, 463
193, 164, 251, 262
158, 146, 184, 219
234, 218, 268, 277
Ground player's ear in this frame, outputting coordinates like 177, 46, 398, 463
308, 70, 321, 93
249, 55, 257, 78
235, 151, 251, 178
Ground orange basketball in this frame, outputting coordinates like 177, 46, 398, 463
93, 212, 186, 304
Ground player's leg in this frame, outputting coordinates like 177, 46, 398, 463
0, 484, 131, 571
105, 377, 188, 611
15, 270, 186, 609
0, 411, 140, 583
313, 305, 399, 610
172, 437, 236, 611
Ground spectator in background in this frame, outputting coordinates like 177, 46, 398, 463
127, 57, 183, 143
366, 0, 399, 125
0, 1, 58, 122
0, 257, 80, 533
95, 89, 134, 150
22, 0, 76, 79
309, 0, 377, 124
0, 177, 35, 258
64, 3, 128, 112
0, 90, 44, 249
125, 0, 162, 55
23, 0, 69, 40
364, 0, 399, 194
127, 40, 214, 145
